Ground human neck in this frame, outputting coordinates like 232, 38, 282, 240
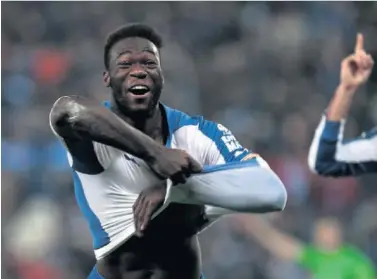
111, 102, 163, 141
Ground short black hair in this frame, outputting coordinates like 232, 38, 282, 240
104, 23, 163, 69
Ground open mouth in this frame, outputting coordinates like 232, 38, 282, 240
128, 85, 151, 95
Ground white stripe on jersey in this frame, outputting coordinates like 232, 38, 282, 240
335, 123, 377, 162
308, 115, 328, 172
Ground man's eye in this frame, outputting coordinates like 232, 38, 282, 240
119, 61, 132, 68
145, 61, 157, 67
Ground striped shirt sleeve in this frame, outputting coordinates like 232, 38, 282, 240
198, 119, 256, 164
196, 119, 271, 171
308, 114, 377, 176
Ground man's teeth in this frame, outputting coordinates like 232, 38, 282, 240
132, 85, 148, 90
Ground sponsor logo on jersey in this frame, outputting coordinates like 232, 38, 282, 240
217, 124, 243, 153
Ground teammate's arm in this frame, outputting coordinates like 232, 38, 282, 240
308, 33, 377, 176
233, 214, 304, 261
49, 95, 201, 180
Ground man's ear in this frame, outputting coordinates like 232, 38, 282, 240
103, 71, 110, 87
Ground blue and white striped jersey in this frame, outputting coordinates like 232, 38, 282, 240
308, 114, 377, 176
50, 101, 264, 260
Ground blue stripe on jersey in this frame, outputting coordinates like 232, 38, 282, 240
162, 104, 197, 148
199, 119, 248, 162
72, 171, 110, 249
201, 158, 261, 173
162, 104, 249, 162
88, 266, 105, 279
314, 120, 377, 176
320, 120, 340, 140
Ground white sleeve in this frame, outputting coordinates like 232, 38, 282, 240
163, 160, 286, 216
308, 115, 377, 176
336, 130, 377, 162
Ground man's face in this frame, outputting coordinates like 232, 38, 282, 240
105, 37, 163, 115
314, 218, 342, 251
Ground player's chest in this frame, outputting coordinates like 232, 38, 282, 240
106, 140, 204, 194
105, 152, 161, 193
313, 257, 353, 279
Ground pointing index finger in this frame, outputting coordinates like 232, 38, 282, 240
354, 33, 364, 53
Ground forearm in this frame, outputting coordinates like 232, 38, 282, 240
167, 161, 287, 213
237, 215, 303, 261
327, 84, 357, 121
49, 96, 161, 162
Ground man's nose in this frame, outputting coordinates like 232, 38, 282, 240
130, 65, 147, 79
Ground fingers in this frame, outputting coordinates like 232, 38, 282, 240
188, 157, 203, 173
140, 207, 150, 232
133, 195, 146, 237
140, 201, 158, 232
171, 157, 202, 185
149, 165, 168, 180
171, 172, 187, 186
346, 57, 358, 76
344, 33, 373, 76
179, 150, 202, 173
133, 183, 167, 237
354, 33, 364, 53
363, 54, 374, 69
137, 204, 148, 236
155, 149, 203, 185
350, 51, 374, 72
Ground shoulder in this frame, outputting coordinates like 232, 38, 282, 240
163, 105, 250, 163
298, 245, 321, 265
343, 245, 368, 257
163, 104, 231, 145
162, 104, 233, 139
301, 245, 320, 256
162, 104, 201, 133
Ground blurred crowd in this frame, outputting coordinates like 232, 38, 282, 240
2, 2, 377, 279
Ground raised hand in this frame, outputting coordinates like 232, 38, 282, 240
340, 33, 374, 90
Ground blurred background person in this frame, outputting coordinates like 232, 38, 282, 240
2, 2, 377, 279
233, 214, 376, 279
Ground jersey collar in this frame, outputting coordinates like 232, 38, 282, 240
102, 101, 178, 148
